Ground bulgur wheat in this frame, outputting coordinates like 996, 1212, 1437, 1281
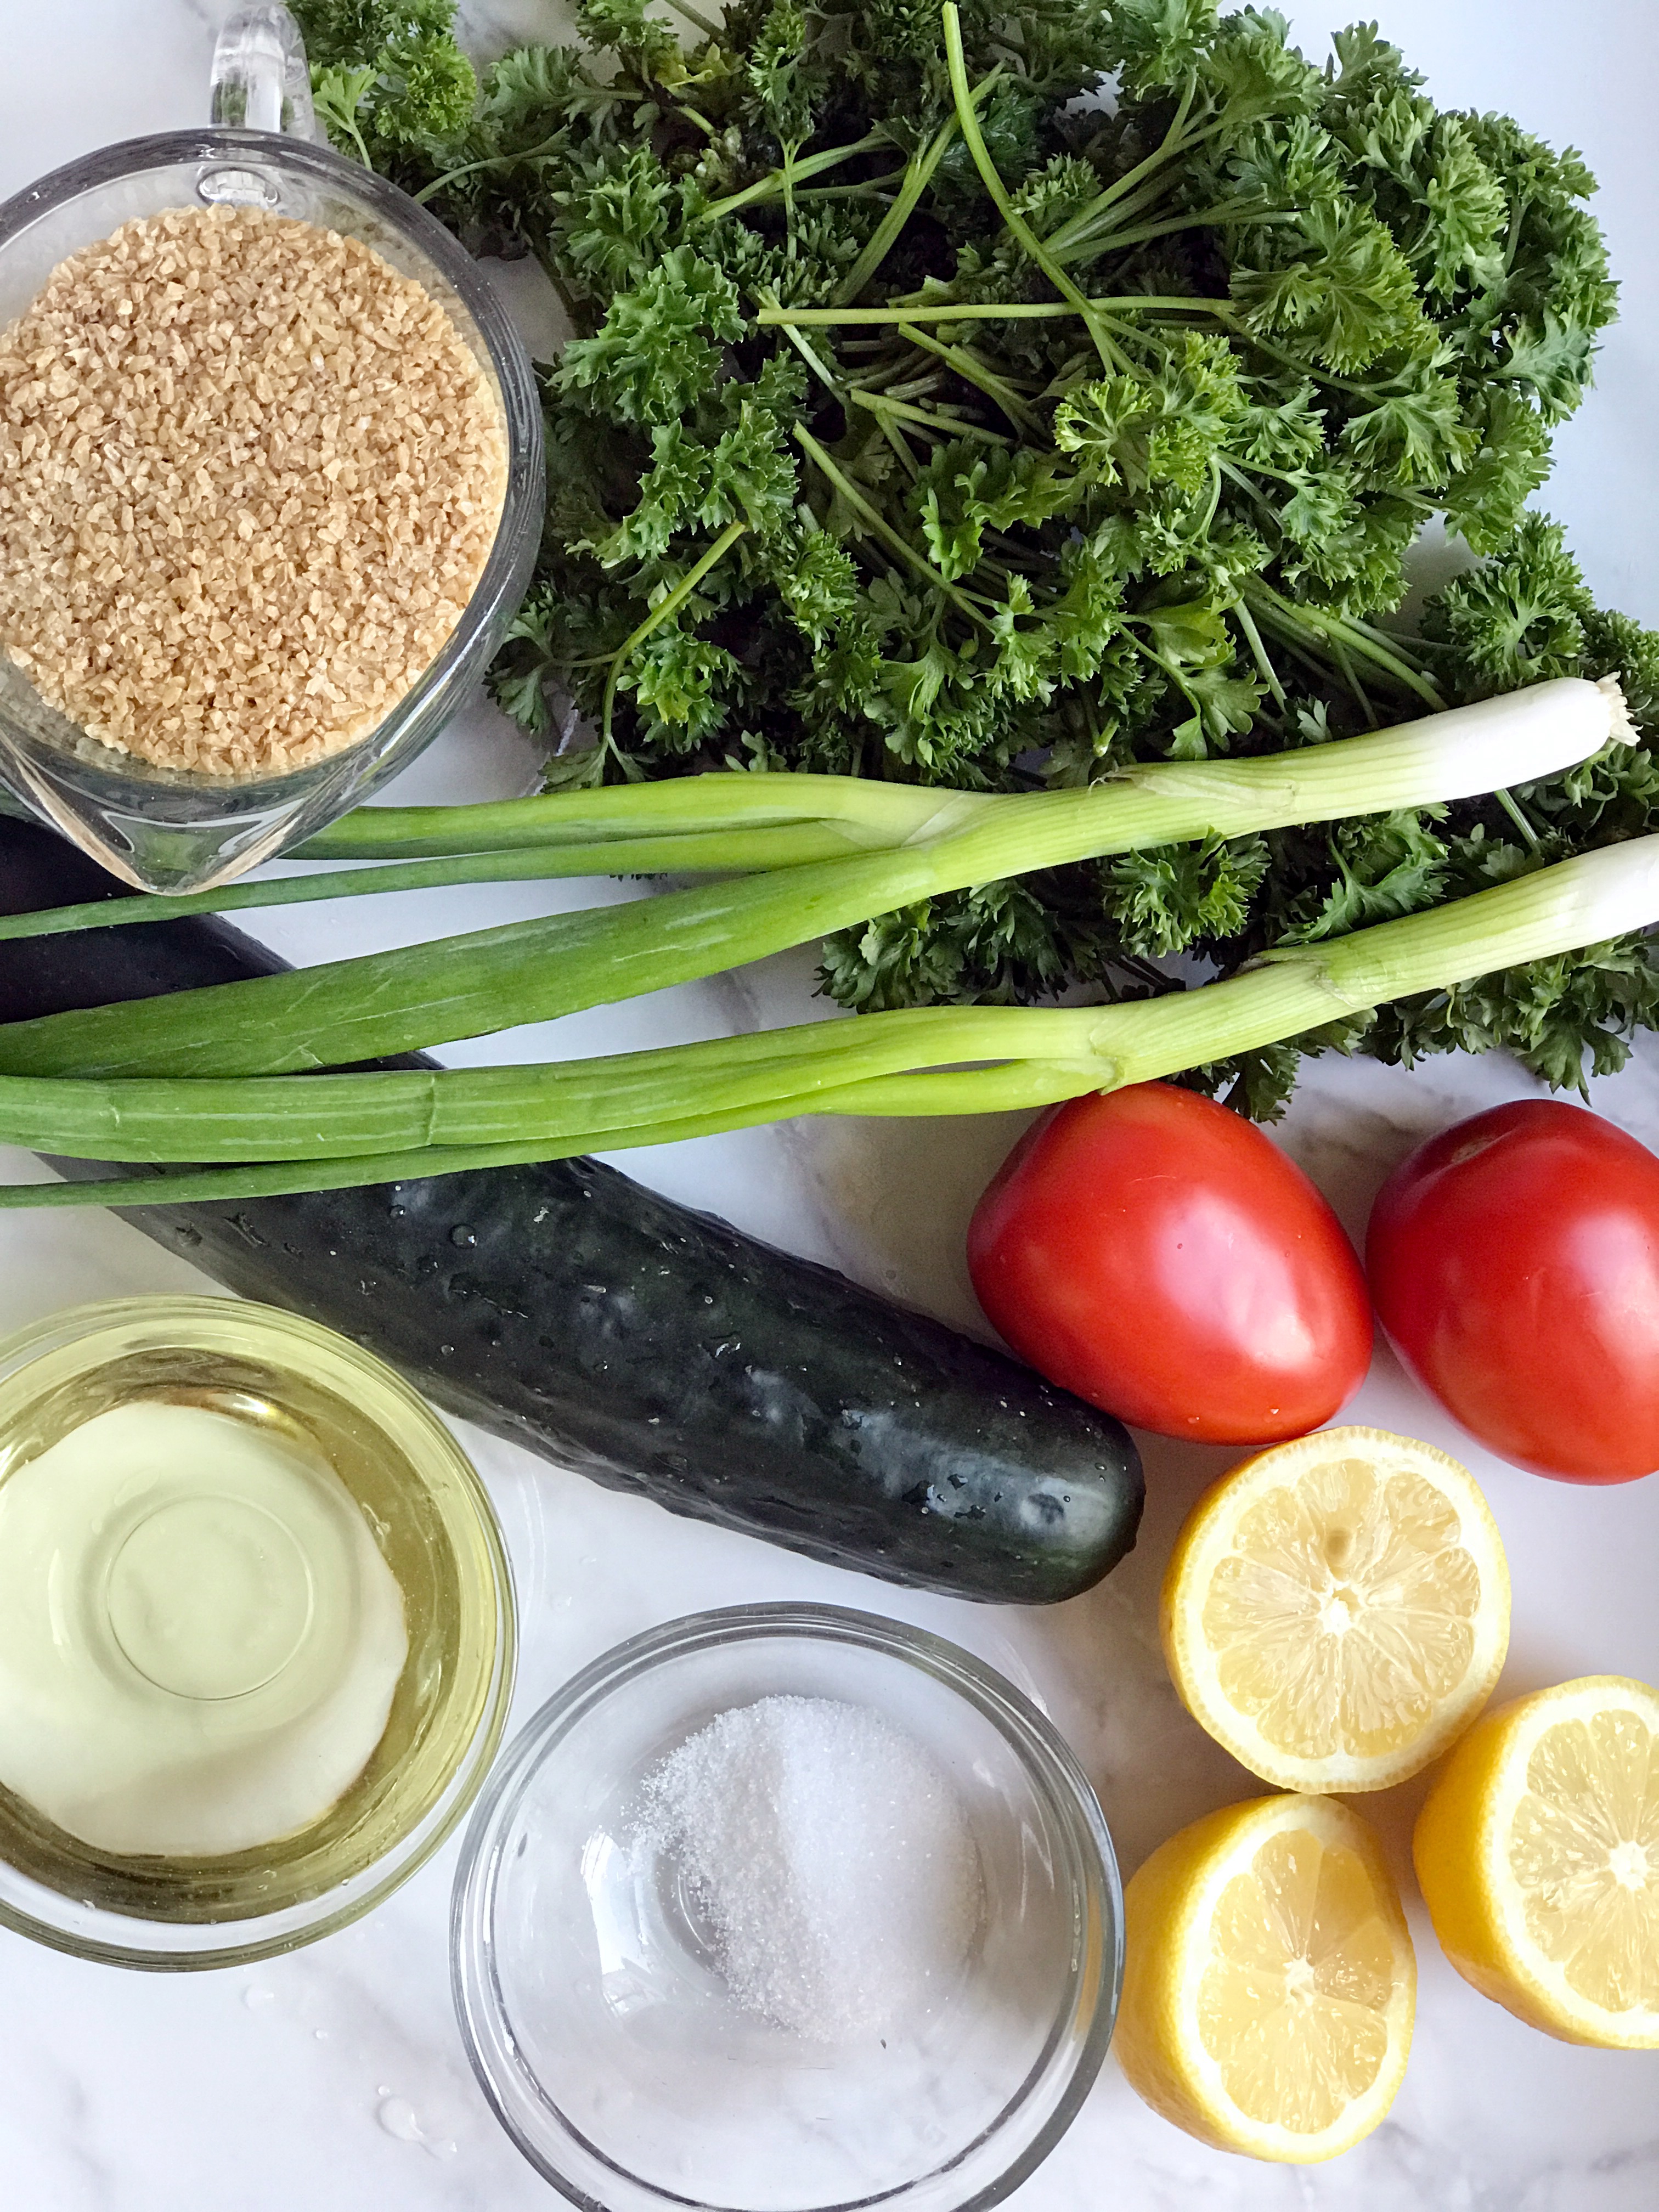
0, 203, 507, 777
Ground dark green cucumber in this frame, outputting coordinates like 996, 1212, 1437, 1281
0, 817, 1141, 1601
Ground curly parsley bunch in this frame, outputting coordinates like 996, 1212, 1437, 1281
297, 0, 1659, 1111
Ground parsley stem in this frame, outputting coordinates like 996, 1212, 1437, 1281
413, 124, 580, 205
1220, 453, 1303, 489
847, 389, 1011, 443
842, 357, 938, 396
316, 87, 373, 170
1119, 628, 1207, 738
874, 414, 921, 479
662, 0, 724, 37
833, 81, 997, 306
1231, 597, 1288, 709
1216, 319, 1376, 400
764, 293, 844, 397
896, 324, 1043, 437
797, 173, 909, 200
1050, 166, 1182, 247
1216, 458, 1277, 522
1243, 584, 1446, 710
757, 297, 1233, 326
1042, 76, 1201, 253
1494, 788, 1543, 849
941, 4, 1126, 374
1051, 206, 1294, 263
701, 129, 888, 220
1503, 191, 1533, 276
1330, 639, 1380, 725
1042, 97, 1243, 259
670, 100, 718, 138
793, 425, 988, 621
601, 519, 749, 747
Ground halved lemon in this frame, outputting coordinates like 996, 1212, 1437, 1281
1114, 1793, 1416, 2162
1414, 1675, 1659, 2048
1161, 1426, 1510, 1792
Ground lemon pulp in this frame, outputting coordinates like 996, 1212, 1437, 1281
1163, 1428, 1509, 1791
1201, 1827, 1398, 2133
1207, 1455, 1479, 1758
1512, 1706, 1659, 2015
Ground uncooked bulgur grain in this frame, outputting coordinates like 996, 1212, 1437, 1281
0, 202, 508, 777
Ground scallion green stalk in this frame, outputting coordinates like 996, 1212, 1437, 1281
0, 834, 904, 945
295, 766, 964, 859
0, 776, 991, 945
5, 811, 1657, 1208
0, 1005, 1095, 1162
5, 678, 1621, 947
0, 680, 1622, 1082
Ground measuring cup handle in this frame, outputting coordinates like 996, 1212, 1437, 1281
209, 3, 323, 140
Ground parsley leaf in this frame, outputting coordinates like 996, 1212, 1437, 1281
558, 248, 744, 424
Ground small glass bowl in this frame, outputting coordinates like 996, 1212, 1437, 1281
0, 1295, 515, 1970
452, 1604, 1121, 2212
0, 128, 544, 894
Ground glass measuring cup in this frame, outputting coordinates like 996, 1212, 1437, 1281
0, 5, 543, 893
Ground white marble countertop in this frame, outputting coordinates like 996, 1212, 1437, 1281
3, 2, 1659, 2205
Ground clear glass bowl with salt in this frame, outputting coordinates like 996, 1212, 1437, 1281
451, 1602, 1121, 2212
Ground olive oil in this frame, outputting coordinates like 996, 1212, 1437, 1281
0, 1300, 510, 1929
0, 1394, 408, 1855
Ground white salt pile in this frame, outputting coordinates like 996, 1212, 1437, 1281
639, 1694, 982, 2042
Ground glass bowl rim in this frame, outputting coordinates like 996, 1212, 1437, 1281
450, 1599, 1124, 2212
0, 1293, 517, 1970
0, 126, 544, 804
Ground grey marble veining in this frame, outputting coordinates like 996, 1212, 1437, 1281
1, 2, 1658, 2207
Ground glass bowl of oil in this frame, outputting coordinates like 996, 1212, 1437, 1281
0, 1294, 515, 1968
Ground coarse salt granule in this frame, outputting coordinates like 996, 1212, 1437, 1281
639, 1694, 982, 2042
0, 203, 508, 778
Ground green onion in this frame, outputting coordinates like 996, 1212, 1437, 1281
0, 837, 909, 945
0, 1005, 1095, 1161
7, 678, 1620, 947
7, 817, 1658, 1207
292, 772, 958, 860
0, 680, 1622, 1081
0, 775, 989, 945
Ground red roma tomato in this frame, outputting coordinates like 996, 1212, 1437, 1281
1368, 1099, 1659, 1483
966, 1082, 1372, 1444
